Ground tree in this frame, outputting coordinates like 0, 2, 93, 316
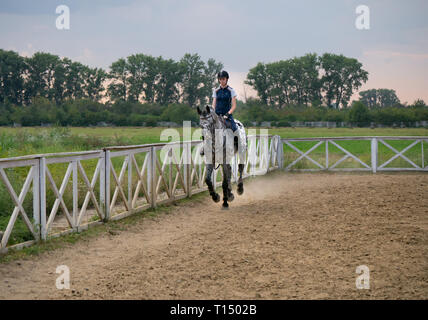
359, 88, 400, 108
126, 53, 159, 103
411, 99, 426, 108
155, 57, 182, 105
320, 53, 368, 109
179, 53, 208, 106
25, 52, 62, 103
107, 58, 128, 102
0, 49, 27, 105
246, 53, 366, 108
202, 58, 223, 102
245, 62, 270, 105
287, 54, 321, 106
376, 88, 400, 108
358, 88, 377, 108
82, 66, 107, 101
64, 59, 85, 100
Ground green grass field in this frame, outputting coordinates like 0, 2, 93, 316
1, 126, 427, 157
0, 126, 427, 247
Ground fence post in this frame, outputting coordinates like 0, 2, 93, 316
128, 153, 132, 210
185, 141, 191, 197
99, 151, 105, 220
276, 137, 284, 169
250, 135, 256, 175
325, 140, 329, 170
39, 157, 47, 240
104, 150, 111, 221
169, 147, 173, 200
148, 146, 156, 208
263, 135, 269, 173
33, 160, 40, 241
371, 138, 378, 173
72, 160, 78, 228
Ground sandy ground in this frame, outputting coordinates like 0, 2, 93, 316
0, 172, 427, 300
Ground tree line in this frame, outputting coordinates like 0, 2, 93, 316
0, 49, 426, 127
245, 53, 369, 109
1, 96, 426, 128
0, 49, 223, 107
233, 99, 428, 127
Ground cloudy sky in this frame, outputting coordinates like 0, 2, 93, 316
1, 0, 427, 103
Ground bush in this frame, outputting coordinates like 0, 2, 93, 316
160, 104, 198, 124
141, 115, 159, 127
348, 101, 371, 127
276, 121, 291, 127
1, 98, 426, 128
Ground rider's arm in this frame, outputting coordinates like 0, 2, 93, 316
228, 87, 237, 115
211, 88, 217, 111
229, 96, 237, 115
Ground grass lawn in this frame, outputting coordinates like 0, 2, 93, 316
1, 126, 427, 158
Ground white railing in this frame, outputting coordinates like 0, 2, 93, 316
2, 135, 425, 253
0, 135, 280, 253
280, 136, 428, 172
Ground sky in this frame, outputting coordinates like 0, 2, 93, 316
1, 0, 427, 104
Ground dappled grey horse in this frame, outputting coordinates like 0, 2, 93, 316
197, 105, 247, 209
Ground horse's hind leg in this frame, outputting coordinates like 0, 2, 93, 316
226, 164, 234, 202
205, 164, 220, 202
237, 163, 244, 195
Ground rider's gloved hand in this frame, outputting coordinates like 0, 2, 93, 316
223, 112, 230, 119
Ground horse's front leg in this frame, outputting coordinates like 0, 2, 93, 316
222, 164, 234, 209
205, 163, 220, 202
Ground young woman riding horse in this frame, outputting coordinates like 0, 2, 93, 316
197, 70, 246, 209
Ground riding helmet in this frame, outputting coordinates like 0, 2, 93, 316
217, 70, 229, 79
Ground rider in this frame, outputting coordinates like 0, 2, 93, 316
200, 70, 238, 157
212, 70, 238, 133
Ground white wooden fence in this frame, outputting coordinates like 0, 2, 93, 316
281, 136, 428, 172
0, 135, 281, 253
0, 135, 426, 253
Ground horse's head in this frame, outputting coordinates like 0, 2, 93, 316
197, 105, 218, 133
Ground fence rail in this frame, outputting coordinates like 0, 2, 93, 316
0, 135, 427, 253
0, 135, 280, 253
280, 136, 428, 172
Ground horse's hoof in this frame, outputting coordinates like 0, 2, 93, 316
212, 193, 220, 203
228, 193, 234, 201
237, 183, 244, 195
222, 203, 229, 210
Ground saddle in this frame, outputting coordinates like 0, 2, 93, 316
224, 118, 234, 130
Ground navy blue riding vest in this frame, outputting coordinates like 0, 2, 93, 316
213, 85, 237, 132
